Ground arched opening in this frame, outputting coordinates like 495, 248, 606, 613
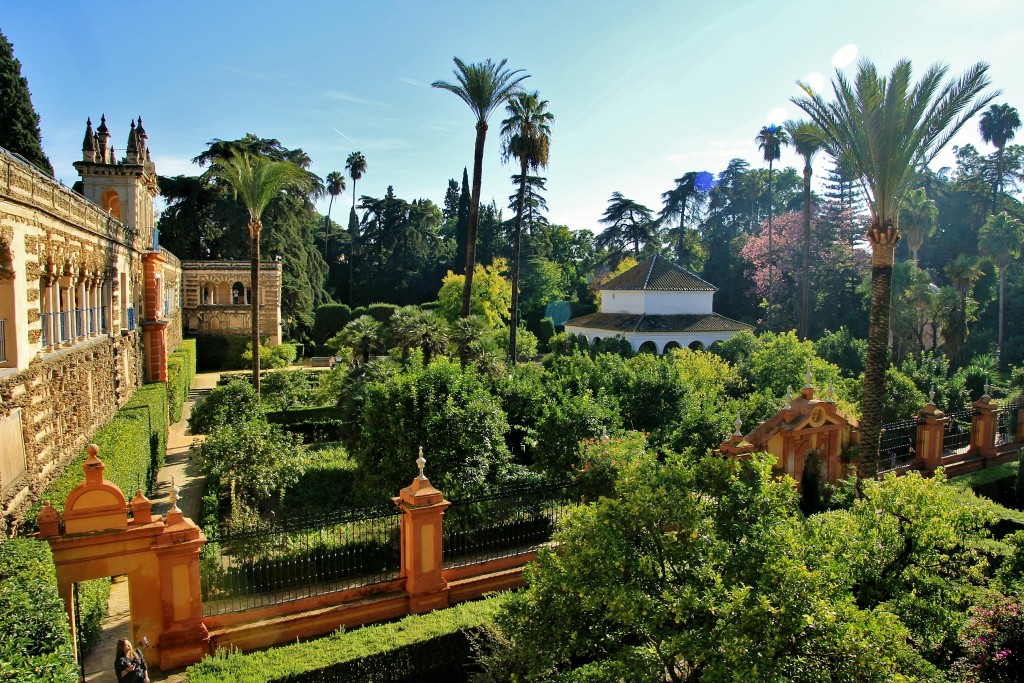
799, 448, 827, 514
638, 341, 658, 354
688, 340, 705, 351
708, 340, 725, 355
231, 282, 245, 305
663, 341, 682, 355
102, 189, 121, 219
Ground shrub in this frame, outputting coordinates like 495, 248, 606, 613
185, 597, 503, 683
25, 383, 168, 530
283, 443, 369, 515
167, 339, 197, 423
197, 418, 304, 507
196, 334, 251, 371
0, 538, 79, 683
312, 304, 353, 353
366, 303, 399, 324
188, 380, 259, 435
242, 341, 296, 369
493, 326, 538, 360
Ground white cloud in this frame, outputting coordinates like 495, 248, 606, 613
765, 107, 790, 125
322, 90, 386, 106
832, 44, 858, 69
400, 76, 429, 87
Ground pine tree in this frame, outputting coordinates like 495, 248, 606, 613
0, 30, 53, 175
822, 157, 863, 216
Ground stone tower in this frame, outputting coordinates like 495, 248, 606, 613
74, 115, 159, 238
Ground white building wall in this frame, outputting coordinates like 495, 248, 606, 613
601, 291, 645, 314
600, 290, 714, 314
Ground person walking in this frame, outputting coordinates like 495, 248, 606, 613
114, 639, 149, 683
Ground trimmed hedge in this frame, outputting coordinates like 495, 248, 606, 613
25, 383, 168, 531
197, 334, 251, 372
265, 406, 344, 424
312, 304, 352, 354
0, 538, 79, 682
168, 339, 197, 423
185, 596, 503, 683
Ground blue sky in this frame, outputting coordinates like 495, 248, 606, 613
5, 1, 1022, 230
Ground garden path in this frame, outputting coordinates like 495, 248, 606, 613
82, 371, 220, 683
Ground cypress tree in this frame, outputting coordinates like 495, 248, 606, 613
454, 167, 471, 273
0, 30, 53, 175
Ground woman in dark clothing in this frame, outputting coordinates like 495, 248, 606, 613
114, 638, 149, 683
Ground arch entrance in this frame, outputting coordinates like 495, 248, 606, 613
36, 446, 209, 671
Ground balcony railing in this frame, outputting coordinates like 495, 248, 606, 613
0, 319, 6, 363
126, 307, 136, 332
41, 312, 51, 347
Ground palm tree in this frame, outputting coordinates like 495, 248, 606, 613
501, 90, 553, 365
345, 152, 367, 210
449, 315, 488, 367
784, 120, 823, 339
899, 188, 938, 265
755, 124, 789, 326
794, 58, 995, 482
944, 254, 984, 368
208, 152, 311, 396
596, 192, 657, 257
341, 314, 382, 364
979, 212, 1024, 364
979, 103, 1021, 213
433, 57, 529, 318
659, 171, 710, 267
324, 171, 346, 258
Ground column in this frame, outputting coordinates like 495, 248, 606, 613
393, 451, 451, 614
970, 395, 998, 459
916, 403, 947, 471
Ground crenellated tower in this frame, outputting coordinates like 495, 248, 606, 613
74, 115, 159, 239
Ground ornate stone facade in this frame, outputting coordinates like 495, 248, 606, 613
180, 260, 283, 345
0, 123, 182, 533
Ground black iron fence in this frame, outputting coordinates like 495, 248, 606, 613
200, 504, 401, 616
996, 403, 1021, 447
442, 480, 578, 570
943, 408, 974, 457
878, 418, 920, 473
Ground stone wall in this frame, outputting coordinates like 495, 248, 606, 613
0, 333, 143, 533
180, 260, 283, 345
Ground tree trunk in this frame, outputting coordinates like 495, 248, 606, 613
462, 120, 488, 318
800, 163, 812, 339
509, 161, 528, 365
250, 220, 262, 400
767, 162, 774, 330
350, 184, 358, 306
324, 195, 334, 260
999, 265, 1006, 365
859, 221, 899, 482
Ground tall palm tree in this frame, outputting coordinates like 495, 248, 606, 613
784, 120, 823, 339
899, 187, 938, 265
345, 152, 367, 306
324, 171, 346, 258
659, 171, 710, 267
944, 254, 984, 369
755, 124, 789, 327
979, 212, 1024, 364
794, 58, 995, 481
596, 193, 657, 257
433, 57, 529, 318
979, 103, 1021, 213
209, 152, 311, 396
501, 90, 553, 364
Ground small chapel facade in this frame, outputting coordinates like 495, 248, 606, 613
563, 254, 752, 353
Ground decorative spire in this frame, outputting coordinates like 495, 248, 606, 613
804, 367, 813, 389
784, 386, 793, 410
82, 118, 96, 161
125, 120, 139, 163
733, 412, 743, 436
416, 446, 426, 480
96, 114, 110, 163
929, 385, 936, 404
169, 476, 180, 513
826, 380, 835, 403
984, 379, 992, 399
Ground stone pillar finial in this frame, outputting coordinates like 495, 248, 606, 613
601, 427, 610, 443
169, 477, 180, 513
733, 412, 743, 436
826, 380, 835, 403
83, 444, 104, 485
984, 379, 991, 399
416, 447, 426, 480
929, 385, 936, 405
804, 367, 813, 389
784, 387, 793, 410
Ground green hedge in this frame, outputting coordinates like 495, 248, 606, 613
0, 538, 79, 682
168, 339, 197, 423
265, 406, 344, 424
186, 597, 503, 683
25, 383, 168, 531
312, 304, 352, 354
197, 335, 251, 372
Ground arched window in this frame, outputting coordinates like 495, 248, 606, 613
663, 341, 682, 354
638, 341, 658, 354
102, 189, 121, 219
231, 282, 245, 304
688, 340, 705, 351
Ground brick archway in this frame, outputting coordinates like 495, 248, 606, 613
36, 446, 209, 671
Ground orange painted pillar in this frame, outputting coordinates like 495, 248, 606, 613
970, 395, 997, 458
393, 452, 450, 614
916, 403, 947, 471
153, 492, 209, 669
142, 252, 169, 382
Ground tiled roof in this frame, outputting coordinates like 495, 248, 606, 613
564, 312, 753, 333
602, 254, 717, 292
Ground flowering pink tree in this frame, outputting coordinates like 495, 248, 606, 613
740, 208, 868, 333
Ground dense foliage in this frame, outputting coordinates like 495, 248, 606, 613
0, 29, 53, 175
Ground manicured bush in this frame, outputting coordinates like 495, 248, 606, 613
185, 596, 503, 683
283, 443, 371, 515
242, 341, 297, 369
265, 406, 343, 424
312, 304, 352, 353
0, 538, 79, 683
196, 335, 251, 371
366, 303, 399, 324
25, 383, 168, 531
188, 380, 259, 435
280, 419, 345, 443
197, 418, 303, 507
166, 339, 196, 423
